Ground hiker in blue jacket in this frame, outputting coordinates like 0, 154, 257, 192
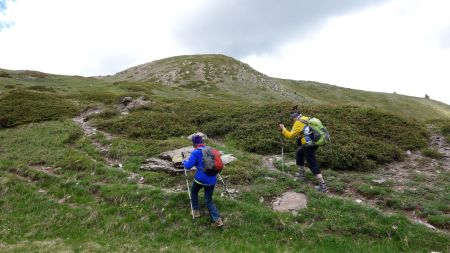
182, 135, 224, 227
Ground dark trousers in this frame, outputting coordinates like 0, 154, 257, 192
296, 145, 321, 175
191, 181, 220, 222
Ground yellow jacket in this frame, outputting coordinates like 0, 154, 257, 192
282, 116, 310, 145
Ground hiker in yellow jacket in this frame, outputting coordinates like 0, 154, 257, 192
279, 112, 328, 192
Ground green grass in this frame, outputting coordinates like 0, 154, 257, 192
1, 55, 450, 252
1, 120, 449, 252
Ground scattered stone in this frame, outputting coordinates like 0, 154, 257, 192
272, 192, 307, 213
38, 189, 47, 194
371, 179, 386, 184
259, 197, 264, 203
227, 189, 237, 194
406, 150, 412, 156
264, 177, 275, 181
355, 199, 363, 204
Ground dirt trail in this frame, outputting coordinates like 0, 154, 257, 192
72, 108, 144, 184
73, 108, 121, 168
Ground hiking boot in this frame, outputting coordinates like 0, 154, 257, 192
295, 169, 305, 181
314, 182, 328, 193
193, 210, 201, 218
212, 218, 224, 228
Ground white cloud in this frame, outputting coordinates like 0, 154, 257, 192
243, 0, 450, 104
0, 0, 198, 75
0, 0, 449, 104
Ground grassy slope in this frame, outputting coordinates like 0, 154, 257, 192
0, 121, 448, 252
277, 79, 450, 121
1, 59, 450, 252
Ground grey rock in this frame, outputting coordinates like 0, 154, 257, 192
116, 96, 151, 113
221, 154, 237, 164
140, 157, 184, 173
272, 192, 307, 212
371, 179, 386, 184
159, 146, 194, 164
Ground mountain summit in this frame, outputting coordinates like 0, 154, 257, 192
108, 54, 287, 95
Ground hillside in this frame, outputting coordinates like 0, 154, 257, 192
105, 55, 450, 121
0, 56, 449, 252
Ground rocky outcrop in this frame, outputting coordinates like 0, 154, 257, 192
116, 96, 151, 114
139, 144, 237, 173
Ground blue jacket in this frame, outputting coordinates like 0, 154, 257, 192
182, 145, 217, 186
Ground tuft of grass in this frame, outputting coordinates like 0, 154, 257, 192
421, 148, 444, 159
357, 183, 390, 198
427, 215, 450, 229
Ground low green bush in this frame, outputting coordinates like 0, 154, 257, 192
27, 85, 57, 92
77, 90, 120, 104
95, 110, 196, 139
0, 70, 11, 78
0, 90, 78, 128
93, 101, 428, 171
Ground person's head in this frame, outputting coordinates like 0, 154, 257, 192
191, 135, 204, 147
290, 111, 302, 121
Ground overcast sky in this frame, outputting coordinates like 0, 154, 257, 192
1, 0, 449, 104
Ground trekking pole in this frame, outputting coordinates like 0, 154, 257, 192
182, 152, 195, 220
279, 112, 285, 174
217, 173, 233, 199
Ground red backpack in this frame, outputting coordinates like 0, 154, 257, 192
201, 146, 224, 176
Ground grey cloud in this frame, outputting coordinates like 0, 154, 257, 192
173, 0, 388, 57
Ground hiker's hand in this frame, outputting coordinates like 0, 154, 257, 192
279, 124, 285, 130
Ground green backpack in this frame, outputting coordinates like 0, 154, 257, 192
305, 117, 331, 146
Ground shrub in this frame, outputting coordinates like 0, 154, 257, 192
0, 90, 79, 128
95, 110, 196, 139
93, 100, 428, 171
20, 70, 48, 79
0, 70, 11, 78
77, 90, 120, 104
27, 85, 57, 92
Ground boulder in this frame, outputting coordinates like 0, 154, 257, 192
116, 96, 151, 113
272, 192, 307, 213
159, 146, 194, 165
221, 154, 237, 165
140, 157, 184, 173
